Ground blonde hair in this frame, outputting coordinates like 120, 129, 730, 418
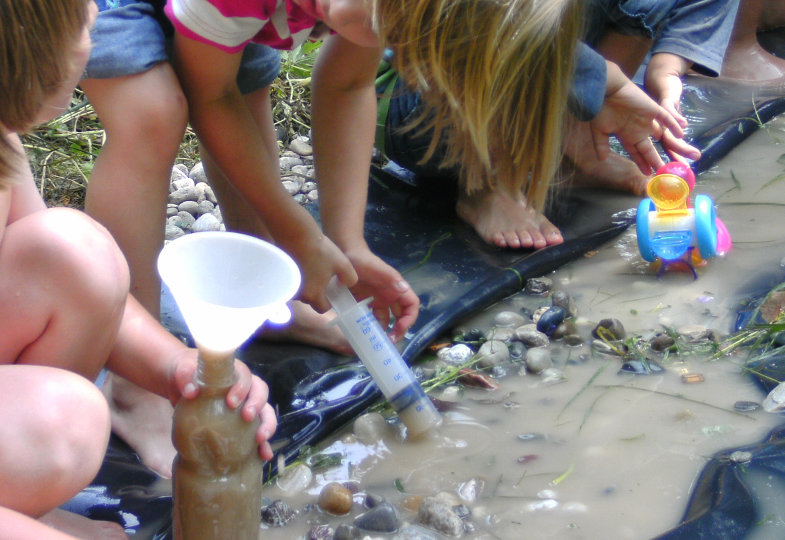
0, 0, 91, 183
373, 0, 582, 211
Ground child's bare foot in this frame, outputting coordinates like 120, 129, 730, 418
103, 374, 175, 478
564, 119, 650, 196
455, 188, 563, 249
721, 42, 785, 82
40, 508, 128, 539
255, 300, 353, 355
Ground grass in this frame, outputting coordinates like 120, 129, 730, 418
21, 45, 320, 210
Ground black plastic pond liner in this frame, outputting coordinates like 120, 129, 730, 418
66, 53, 785, 537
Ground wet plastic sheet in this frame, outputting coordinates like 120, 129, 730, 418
656, 270, 785, 539
67, 42, 785, 537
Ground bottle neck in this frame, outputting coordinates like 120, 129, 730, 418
196, 349, 237, 388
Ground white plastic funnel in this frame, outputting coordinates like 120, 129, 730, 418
157, 232, 301, 354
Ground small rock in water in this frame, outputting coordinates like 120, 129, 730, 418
354, 501, 400, 533
457, 477, 486, 503
353, 412, 388, 444
649, 332, 676, 352
619, 359, 665, 375
592, 318, 626, 341
536, 306, 566, 337
493, 310, 527, 328
525, 347, 552, 374
307, 524, 334, 540
677, 324, 714, 343
261, 499, 296, 527
334, 523, 361, 540
437, 343, 475, 365
276, 462, 312, 493
551, 290, 577, 317
486, 326, 514, 342
734, 400, 761, 413
417, 496, 464, 538
318, 482, 354, 515
514, 324, 550, 348
475, 340, 510, 369
525, 276, 553, 296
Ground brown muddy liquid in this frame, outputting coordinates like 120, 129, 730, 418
261, 121, 785, 539
172, 349, 263, 540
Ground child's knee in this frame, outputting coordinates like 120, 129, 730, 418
23, 208, 130, 303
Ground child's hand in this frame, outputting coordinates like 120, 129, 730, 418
592, 61, 700, 174
170, 352, 278, 461
343, 248, 420, 343
293, 231, 358, 313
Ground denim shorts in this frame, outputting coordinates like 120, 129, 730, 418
84, 0, 281, 94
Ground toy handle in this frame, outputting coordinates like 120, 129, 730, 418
715, 217, 732, 256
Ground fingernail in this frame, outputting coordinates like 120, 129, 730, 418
228, 395, 240, 408
184, 383, 196, 395
396, 280, 409, 291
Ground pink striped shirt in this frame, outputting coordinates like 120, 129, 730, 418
165, 0, 317, 53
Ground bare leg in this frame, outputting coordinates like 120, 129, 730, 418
722, 0, 785, 82
455, 188, 562, 249
0, 365, 127, 539
0, 208, 128, 376
201, 87, 351, 354
563, 118, 650, 197
80, 63, 189, 478
81, 62, 188, 315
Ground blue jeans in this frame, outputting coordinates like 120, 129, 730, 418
583, 0, 740, 77
85, 0, 280, 94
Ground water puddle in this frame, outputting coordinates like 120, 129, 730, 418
260, 119, 785, 539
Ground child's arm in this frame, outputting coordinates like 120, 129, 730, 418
644, 52, 691, 131
171, 34, 356, 312
105, 294, 277, 460
311, 35, 420, 341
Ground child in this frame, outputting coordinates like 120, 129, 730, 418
0, 1, 276, 538
165, 0, 699, 257
377, 40, 701, 249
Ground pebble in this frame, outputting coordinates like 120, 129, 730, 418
307, 524, 334, 540
475, 340, 510, 369
417, 497, 464, 537
493, 310, 527, 328
592, 318, 626, 341
649, 332, 676, 352
525, 347, 552, 374
276, 463, 313, 494
318, 482, 354, 515
536, 306, 566, 337
514, 324, 550, 348
334, 523, 361, 540
354, 501, 400, 533
165, 136, 317, 239
261, 499, 296, 527
524, 276, 553, 295
551, 290, 577, 317
437, 344, 475, 365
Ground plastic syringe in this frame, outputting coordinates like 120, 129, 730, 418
326, 278, 441, 437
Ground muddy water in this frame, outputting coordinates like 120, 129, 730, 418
261, 121, 785, 539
